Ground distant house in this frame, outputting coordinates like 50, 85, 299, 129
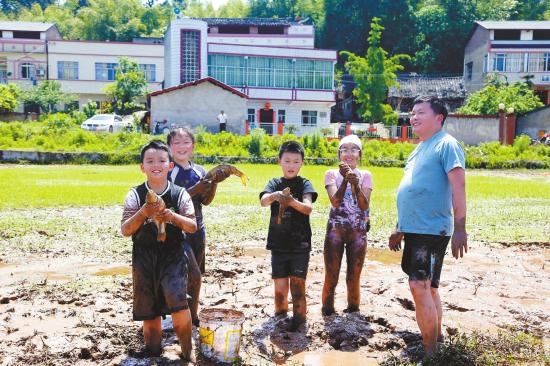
158, 17, 337, 135
388, 74, 467, 115
463, 21, 550, 105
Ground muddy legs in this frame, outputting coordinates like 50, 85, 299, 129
289, 276, 307, 327
273, 278, 289, 315
143, 317, 162, 356
322, 227, 367, 315
185, 244, 202, 326
322, 230, 345, 315
172, 309, 192, 360
345, 238, 367, 312
409, 280, 439, 356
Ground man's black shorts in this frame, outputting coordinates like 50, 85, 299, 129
401, 233, 450, 288
271, 251, 310, 279
132, 243, 189, 321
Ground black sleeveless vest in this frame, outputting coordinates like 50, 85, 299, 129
131, 182, 185, 247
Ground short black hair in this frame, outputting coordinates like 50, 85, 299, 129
412, 96, 449, 125
278, 140, 304, 159
167, 127, 195, 146
140, 140, 172, 162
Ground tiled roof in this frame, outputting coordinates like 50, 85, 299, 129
0, 21, 56, 32
199, 17, 297, 26
149, 77, 248, 98
388, 75, 466, 99
476, 21, 550, 30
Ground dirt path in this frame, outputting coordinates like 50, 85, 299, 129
0, 207, 549, 365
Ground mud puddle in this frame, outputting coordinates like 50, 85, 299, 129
367, 248, 401, 265
290, 350, 379, 365
92, 266, 131, 277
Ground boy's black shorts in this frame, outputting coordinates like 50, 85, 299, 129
401, 233, 450, 288
132, 243, 189, 321
271, 251, 310, 279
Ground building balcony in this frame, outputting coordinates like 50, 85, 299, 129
0, 39, 46, 53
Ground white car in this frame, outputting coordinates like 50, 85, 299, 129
80, 114, 131, 133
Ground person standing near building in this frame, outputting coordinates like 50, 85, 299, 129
217, 110, 228, 132
389, 96, 468, 357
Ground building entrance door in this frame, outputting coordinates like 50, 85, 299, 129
259, 108, 274, 135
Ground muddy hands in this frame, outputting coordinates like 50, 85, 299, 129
388, 230, 404, 251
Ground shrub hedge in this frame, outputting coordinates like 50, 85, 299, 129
0, 116, 548, 168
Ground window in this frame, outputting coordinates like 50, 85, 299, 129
545, 53, 550, 72
301, 110, 317, 126
278, 110, 286, 123
139, 64, 156, 82
95, 63, 118, 81
58, 61, 78, 80
20, 63, 34, 79
533, 30, 550, 41
258, 26, 285, 35
218, 25, 249, 34
208, 55, 333, 90
466, 62, 473, 81
181, 30, 200, 83
247, 108, 255, 123
13, 31, 40, 39
493, 54, 506, 72
493, 30, 520, 40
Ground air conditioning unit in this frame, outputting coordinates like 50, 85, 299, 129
36, 69, 45, 77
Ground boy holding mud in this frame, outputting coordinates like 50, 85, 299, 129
260, 141, 317, 331
121, 140, 197, 359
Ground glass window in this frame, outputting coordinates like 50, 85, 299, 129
545, 53, 550, 72
181, 30, 200, 83
95, 63, 118, 81
278, 110, 286, 123
301, 110, 317, 126
247, 108, 255, 123
20, 63, 34, 79
466, 62, 473, 81
139, 64, 156, 82
208, 55, 333, 90
58, 61, 78, 80
493, 54, 506, 72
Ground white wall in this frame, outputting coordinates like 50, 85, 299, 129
164, 18, 208, 88
246, 100, 333, 136
517, 106, 550, 138
443, 115, 500, 145
150, 81, 247, 134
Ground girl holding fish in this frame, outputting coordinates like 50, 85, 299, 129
321, 135, 373, 316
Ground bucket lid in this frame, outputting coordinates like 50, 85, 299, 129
199, 308, 245, 324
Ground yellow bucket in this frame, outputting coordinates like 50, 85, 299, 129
198, 308, 245, 363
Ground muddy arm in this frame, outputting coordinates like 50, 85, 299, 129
356, 185, 371, 211
166, 210, 198, 234
288, 193, 313, 216
121, 204, 155, 236
200, 183, 217, 205
326, 178, 347, 208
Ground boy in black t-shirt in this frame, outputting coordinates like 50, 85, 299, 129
260, 141, 317, 331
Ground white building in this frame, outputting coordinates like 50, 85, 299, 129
47, 39, 163, 108
0, 21, 163, 112
0, 21, 60, 112
2, 19, 337, 135
154, 17, 337, 135
463, 21, 550, 105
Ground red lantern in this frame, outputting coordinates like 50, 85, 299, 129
264, 102, 271, 110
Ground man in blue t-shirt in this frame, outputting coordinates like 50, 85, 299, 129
389, 96, 468, 357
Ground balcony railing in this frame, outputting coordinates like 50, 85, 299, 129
0, 40, 46, 53
486, 53, 550, 73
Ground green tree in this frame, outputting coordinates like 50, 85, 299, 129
23, 81, 77, 113
0, 83, 22, 113
74, 0, 147, 41
341, 18, 409, 126
103, 57, 148, 115
458, 81, 544, 115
